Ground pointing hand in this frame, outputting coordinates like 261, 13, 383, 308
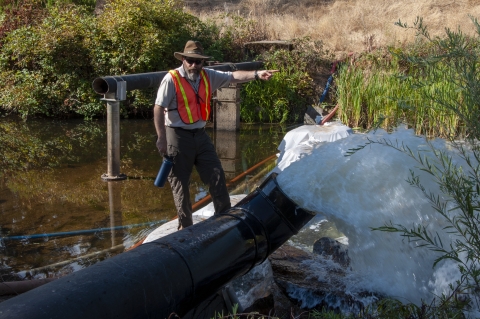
258, 70, 279, 81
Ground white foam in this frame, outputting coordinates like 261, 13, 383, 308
277, 126, 466, 304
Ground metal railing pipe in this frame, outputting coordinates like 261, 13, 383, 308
92, 62, 264, 95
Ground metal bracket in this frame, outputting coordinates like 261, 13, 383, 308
101, 80, 127, 102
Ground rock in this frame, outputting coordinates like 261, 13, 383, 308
231, 259, 300, 318
268, 244, 374, 314
233, 241, 384, 317
304, 105, 323, 124
239, 274, 300, 319
243, 293, 274, 315
312, 237, 350, 269
269, 280, 302, 318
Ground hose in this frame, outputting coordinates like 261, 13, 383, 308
190, 153, 277, 212
2, 220, 167, 241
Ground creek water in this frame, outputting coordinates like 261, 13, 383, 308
0, 118, 286, 280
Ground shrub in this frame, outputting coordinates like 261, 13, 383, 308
90, 0, 200, 76
0, 0, 47, 44
87, 0, 218, 118
0, 0, 223, 118
0, 5, 99, 118
240, 37, 329, 123
0, 0, 325, 121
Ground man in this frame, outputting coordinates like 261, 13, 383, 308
154, 40, 278, 229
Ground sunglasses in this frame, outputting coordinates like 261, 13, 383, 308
185, 58, 204, 65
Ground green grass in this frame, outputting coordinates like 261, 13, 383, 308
335, 48, 466, 138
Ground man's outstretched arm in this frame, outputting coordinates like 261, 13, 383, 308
231, 70, 279, 83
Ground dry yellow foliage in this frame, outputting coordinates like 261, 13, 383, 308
186, 0, 480, 56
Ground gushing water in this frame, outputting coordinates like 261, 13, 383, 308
276, 126, 464, 306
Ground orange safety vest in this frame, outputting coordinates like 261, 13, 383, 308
169, 69, 212, 124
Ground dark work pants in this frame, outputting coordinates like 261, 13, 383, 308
166, 126, 231, 229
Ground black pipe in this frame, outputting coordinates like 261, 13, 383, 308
0, 173, 314, 319
92, 61, 264, 95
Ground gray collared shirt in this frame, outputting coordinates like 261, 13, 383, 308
155, 66, 233, 129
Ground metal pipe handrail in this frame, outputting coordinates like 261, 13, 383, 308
92, 61, 264, 96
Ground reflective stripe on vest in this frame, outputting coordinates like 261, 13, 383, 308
169, 69, 211, 124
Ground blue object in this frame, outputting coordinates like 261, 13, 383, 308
319, 75, 334, 104
2, 220, 168, 241
154, 156, 174, 187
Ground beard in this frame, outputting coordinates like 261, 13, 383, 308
183, 60, 202, 82
185, 71, 199, 82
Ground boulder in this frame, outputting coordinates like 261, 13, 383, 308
313, 237, 350, 269
267, 243, 377, 314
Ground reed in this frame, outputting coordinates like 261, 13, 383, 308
336, 50, 465, 138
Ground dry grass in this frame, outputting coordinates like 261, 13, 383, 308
186, 0, 480, 57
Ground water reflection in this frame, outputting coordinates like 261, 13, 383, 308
214, 130, 239, 180
107, 182, 123, 247
0, 118, 286, 280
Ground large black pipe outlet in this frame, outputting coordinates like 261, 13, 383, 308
92, 61, 264, 95
0, 173, 314, 319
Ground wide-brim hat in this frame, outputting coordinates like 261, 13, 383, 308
174, 40, 212, 61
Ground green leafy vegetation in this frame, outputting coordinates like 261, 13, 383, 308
336, 17, 480, 138
241, 38, 330, 123
0, 1, 285, 120
0, 5, 98, 118
206, 13, 480, 319
0, 0, 329, 121
2, 0, 479, 315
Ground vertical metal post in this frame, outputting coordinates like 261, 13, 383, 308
101, 81, 127, 181
107, 100, 121, 177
